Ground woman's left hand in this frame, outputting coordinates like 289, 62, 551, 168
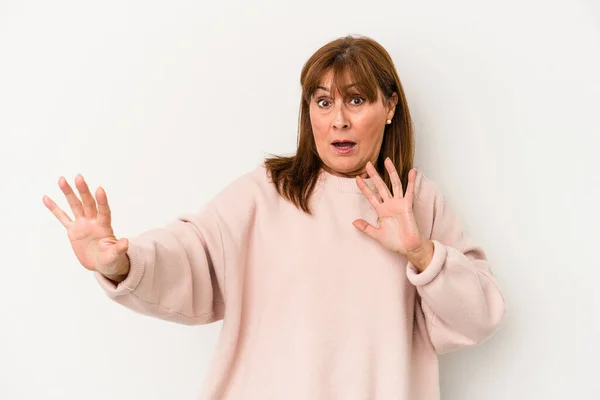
353, 158, 434, 271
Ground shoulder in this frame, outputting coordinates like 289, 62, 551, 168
221, 163, 276, 197
203, 163, 279, 214
410, 168, 452, 227
412, 168, 444, 205
210, 163, 272, 194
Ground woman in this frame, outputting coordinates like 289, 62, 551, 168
43, 35, 506, 400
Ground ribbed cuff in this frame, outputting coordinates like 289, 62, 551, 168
406, 240, 447, 286
94, 243, 146, 295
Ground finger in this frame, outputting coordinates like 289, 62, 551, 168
373, 189, 384, 203
42, 194, 73, 227
75, 174, 98, 219
356, 175, 382, 209
365, 161, 392, 199
95, 186, 112, 229
58, 176, 84, 219
385, 157, 404, 198
405, 168, 417, 208
352, 219, 378, 240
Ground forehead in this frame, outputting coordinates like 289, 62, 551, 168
314, 71, 359, 95
317, 70, 352, 89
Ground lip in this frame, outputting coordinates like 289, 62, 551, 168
331, 140, 356, 145
331, 142, 356, 155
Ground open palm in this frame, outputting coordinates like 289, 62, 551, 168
43, 174, 129, 277
353, 159, 424, 256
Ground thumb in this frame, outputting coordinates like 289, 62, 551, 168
353, 219, 378, 240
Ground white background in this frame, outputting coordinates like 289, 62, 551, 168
1, 0, 599, 399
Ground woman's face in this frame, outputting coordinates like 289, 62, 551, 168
309, 71, 398, 179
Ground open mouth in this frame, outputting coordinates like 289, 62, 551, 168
332, 141, 356, 149
331, 141, 356, 154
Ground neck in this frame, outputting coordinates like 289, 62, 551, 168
317, 166, 375, 194
321, 164, 370, 179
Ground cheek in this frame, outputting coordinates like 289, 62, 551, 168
355, 109, 384, 128
353, 114, 383, 142
309, 112, 329, 139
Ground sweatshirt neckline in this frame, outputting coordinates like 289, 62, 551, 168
317, 168, 376, 194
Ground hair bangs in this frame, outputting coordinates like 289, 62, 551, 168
302, 53, 380, 104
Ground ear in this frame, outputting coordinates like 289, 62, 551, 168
386, 92, 399, 119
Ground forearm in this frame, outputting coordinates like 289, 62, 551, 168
94, 213, 226, 325
408, 240, 506, 352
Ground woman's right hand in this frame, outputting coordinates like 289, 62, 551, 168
43, 174, 130, 281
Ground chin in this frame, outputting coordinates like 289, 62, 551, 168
326, 160, 365, 177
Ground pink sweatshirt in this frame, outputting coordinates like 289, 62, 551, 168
96, 164, 506, 399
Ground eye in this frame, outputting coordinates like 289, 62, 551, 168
350, 97, 365, 106
316, 99, 331, 108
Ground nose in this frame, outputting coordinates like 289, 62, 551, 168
332, 106, 350, 130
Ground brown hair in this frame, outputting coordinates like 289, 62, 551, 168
263, 34, 414, 214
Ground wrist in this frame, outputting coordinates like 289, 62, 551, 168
406, 239, 434, 273
101, 254, 130, 283
103, 273, 128, 284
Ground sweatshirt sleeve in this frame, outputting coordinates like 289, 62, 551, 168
407, 184, 506, 354
94, 203, 227, 326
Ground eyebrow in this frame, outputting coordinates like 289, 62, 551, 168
316, 83, 357, 92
